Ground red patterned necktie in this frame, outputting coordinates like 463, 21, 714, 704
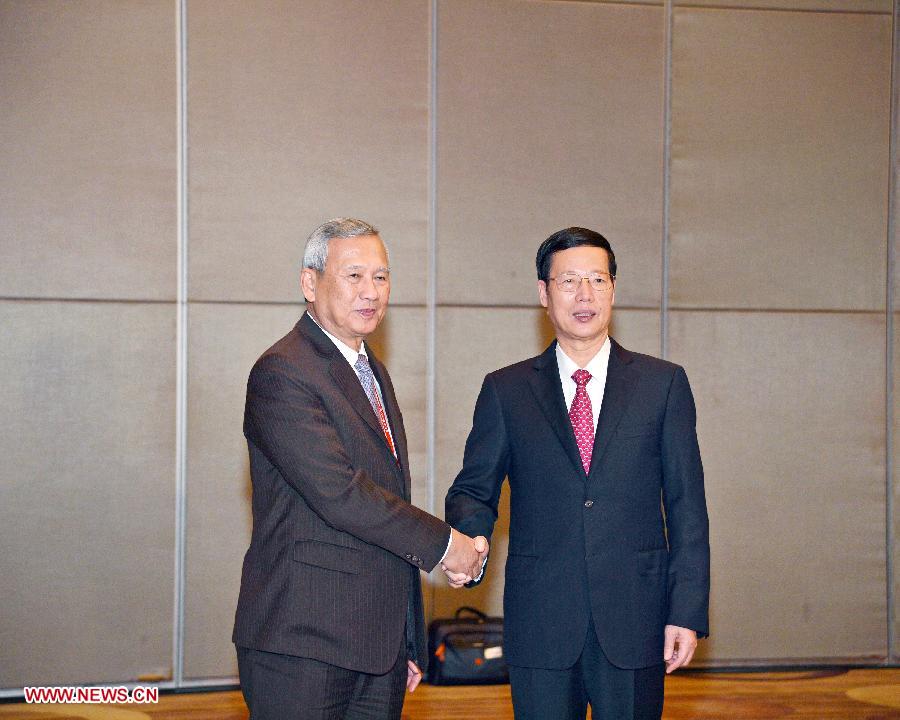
354, 354, 397, 458
569, 369, 594, 473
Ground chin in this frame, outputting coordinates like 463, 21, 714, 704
566, 320, 600, 334
355, 319, 381, 336
568, 326, 607, 343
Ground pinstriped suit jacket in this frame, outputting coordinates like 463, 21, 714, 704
233, 312, 450, 674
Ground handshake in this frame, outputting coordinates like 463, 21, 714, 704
441, 528, 490, 589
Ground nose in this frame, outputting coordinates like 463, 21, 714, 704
358, 274, 378, 300
574, 276, 593, 301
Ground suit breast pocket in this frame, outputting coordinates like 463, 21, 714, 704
293, 540, 363, 575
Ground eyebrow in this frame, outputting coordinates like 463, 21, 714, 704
344, 264, 391, 273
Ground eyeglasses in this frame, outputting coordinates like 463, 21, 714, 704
549, 272, 615, 294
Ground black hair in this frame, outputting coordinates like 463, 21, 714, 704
535, 227, 616, 282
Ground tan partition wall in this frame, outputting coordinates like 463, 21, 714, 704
668, 4, 892, 662
0, 0, 178, 690
436, 0, 665, 309
1, 0, 897, 692
669, 311, 887, 662
0, 0, 177, 300
669, 6, 890, 312
187, 0, 431, 306
0, 303, 177, 687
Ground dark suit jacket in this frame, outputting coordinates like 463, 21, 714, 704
446, 339, 710, 670
233, 312, 451, 674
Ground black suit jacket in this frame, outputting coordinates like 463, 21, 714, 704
446, 339, 710, 670
233, 312, 450, 674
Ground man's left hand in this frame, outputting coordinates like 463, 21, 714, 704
663, 625, 697, 674
406, 660, 423, 692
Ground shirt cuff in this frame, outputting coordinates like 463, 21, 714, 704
438, 530, 453, 564
473, 557, 486, 583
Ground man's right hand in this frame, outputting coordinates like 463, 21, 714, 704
441, 529, 489, 588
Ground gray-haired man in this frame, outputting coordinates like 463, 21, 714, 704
233, 218, 487, 719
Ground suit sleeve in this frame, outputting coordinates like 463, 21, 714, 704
661, 366, 711, 637
445, 374, 510, 583
244, 354, 451, 571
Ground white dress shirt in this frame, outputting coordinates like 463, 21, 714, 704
556, 336, 612, 433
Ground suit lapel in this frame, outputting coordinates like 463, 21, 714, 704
589, 339, 637, 474
298, 314, 397, 463
528, 342, 586, 478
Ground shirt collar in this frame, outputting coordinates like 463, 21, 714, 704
555, 336, 611, 381
306, 310, 368, 367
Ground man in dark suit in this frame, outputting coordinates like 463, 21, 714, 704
444, 227, 710, 720
234, 218, 487, 720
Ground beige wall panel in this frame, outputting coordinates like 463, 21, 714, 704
183, 303, 428, 678
367, 308, 431, 513
0, 301, 176, 687
673, 0, 890, 10
669, 311, 886, 662
0, 1, 176, 300
431, 306, 659, 619
188, 0, 430, 305
436, 0, 665, 308
669, 9, 890, 311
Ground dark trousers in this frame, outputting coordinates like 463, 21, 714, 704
508, 619, 665, 720
236, 645, 407, 720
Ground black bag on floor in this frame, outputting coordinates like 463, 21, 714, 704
427, 606, 509, 685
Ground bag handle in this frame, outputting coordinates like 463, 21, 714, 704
454, 606, 488, 622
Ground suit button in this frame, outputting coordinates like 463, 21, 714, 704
405, 553, 412, 560
412, 555, 420, 563
584, 500, 594, 508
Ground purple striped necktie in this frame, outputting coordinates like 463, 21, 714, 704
354, 354, 397, 458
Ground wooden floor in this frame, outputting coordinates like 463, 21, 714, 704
1, 669, 899, 719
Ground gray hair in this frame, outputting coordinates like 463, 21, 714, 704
302, 218, 385, 272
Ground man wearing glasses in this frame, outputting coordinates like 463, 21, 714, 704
444, 227, 710, 720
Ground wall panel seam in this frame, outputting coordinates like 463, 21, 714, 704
433, 303, 668, 311
182, 300, 426, 308
432, 304, 885, 314
886, 0, 898, 663
425, 0, 439, 624
672, 4, 891, 15
552, 1, 666, 6
173, 0, 188, 688
661, 0, 673, 359
0, 297, 178, 304
660, 307, 888, 315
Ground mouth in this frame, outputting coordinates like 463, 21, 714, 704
356, 308, 378, 319
572, 310, 596, 322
